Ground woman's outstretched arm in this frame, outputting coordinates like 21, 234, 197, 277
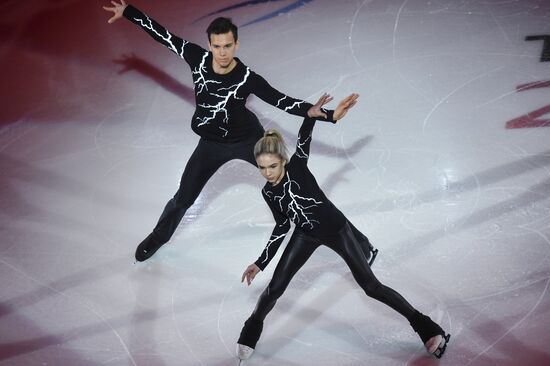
295, 93, 359, 162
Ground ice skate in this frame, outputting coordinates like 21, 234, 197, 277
135, 233, 165, 262
349, 221, 378, 266
367, 247, 379, 266
410, 311, 450, 358
236, 344, 254, 360
425, 333, 450, 358
236, 317, 263, 360
362, 238, 378, 266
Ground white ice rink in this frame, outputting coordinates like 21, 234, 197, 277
1, 0, 550, 365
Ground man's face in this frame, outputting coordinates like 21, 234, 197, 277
208, 32, 239, 70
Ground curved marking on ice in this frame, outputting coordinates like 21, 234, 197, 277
465, 276, 550, 365
0, 257, 138, 366
172, 290, 207, 366
348, 0, 370, 68
421, 66, 506, 133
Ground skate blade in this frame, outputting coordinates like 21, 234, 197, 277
237, 344, 254, 360
369, 248, 379, 266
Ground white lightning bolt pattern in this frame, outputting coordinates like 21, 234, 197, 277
193, 52, 221, 95
274, 172, 322, 229
276, 96, 288, 108
133, 16, 187, 58
260, 224, 288, 264
196, 68, 251, 128
295, 131, 311, 159
284, 100, 305, 112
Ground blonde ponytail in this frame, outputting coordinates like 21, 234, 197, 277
254, 129, 289, 162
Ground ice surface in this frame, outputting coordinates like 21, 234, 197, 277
1, 0, 550, 365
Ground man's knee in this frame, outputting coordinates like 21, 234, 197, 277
172, 191, 198, 209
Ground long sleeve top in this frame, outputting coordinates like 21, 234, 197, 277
123, 5, 336, 142
254, 117, 347, 270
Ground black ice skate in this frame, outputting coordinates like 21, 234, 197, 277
410, 311, 450, 358
367, 246, 379, 267
135, 233, 165, 262
361, 238, 378, 266
349, 221, 379, 266
236, 317, 263, 360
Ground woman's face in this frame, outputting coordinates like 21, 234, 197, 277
256, 154, 285, 185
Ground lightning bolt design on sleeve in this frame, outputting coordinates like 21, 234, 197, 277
274, 95, 305, 112
133, 16, 188, 58
295, 131, 311, 159
259, 221, 288, 264
256, 192, 291, 270
294, 117, 316, 162
276, 96, 288, 107
284, 100, 305, 112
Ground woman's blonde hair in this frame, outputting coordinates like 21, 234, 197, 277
254, 129, 289, 162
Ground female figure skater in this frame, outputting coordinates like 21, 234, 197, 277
238, 94, 450, 360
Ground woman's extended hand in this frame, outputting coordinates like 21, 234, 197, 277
241, 263, 261, 286
333, 93, 359, 121
103, 0, 128, 24
307, 93, 334, 119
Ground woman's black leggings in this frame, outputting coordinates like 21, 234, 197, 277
151, 134, 261, 244
251, 222, 417, 322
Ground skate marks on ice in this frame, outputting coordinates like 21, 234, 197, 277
2, 0, 550, 365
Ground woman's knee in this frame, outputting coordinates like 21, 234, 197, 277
264, 279, 289, 301
359, 278, 383, 298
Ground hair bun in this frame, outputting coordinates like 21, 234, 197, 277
255, 129, 288, 161
264, 129, 278, 138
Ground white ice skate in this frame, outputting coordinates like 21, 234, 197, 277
236, 343, 254, 360
425, 333, 450, 358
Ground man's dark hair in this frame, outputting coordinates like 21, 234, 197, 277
207, 17, 238, 43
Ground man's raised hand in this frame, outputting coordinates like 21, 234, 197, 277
103, 0, 128, 24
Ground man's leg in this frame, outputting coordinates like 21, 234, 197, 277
234, 130, 263, 166
135, 139, 231, 261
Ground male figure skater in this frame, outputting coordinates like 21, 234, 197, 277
103, 1, 358, 261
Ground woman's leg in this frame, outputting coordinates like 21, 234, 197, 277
348, 220, 378, 266
251, 230, 320, 321
324, 223, 416, 321
325, 223, 450, 357
238, 230, 319, 352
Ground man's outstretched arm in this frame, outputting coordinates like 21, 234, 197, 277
250, 73, 358, 124
103, 1, 202, 61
